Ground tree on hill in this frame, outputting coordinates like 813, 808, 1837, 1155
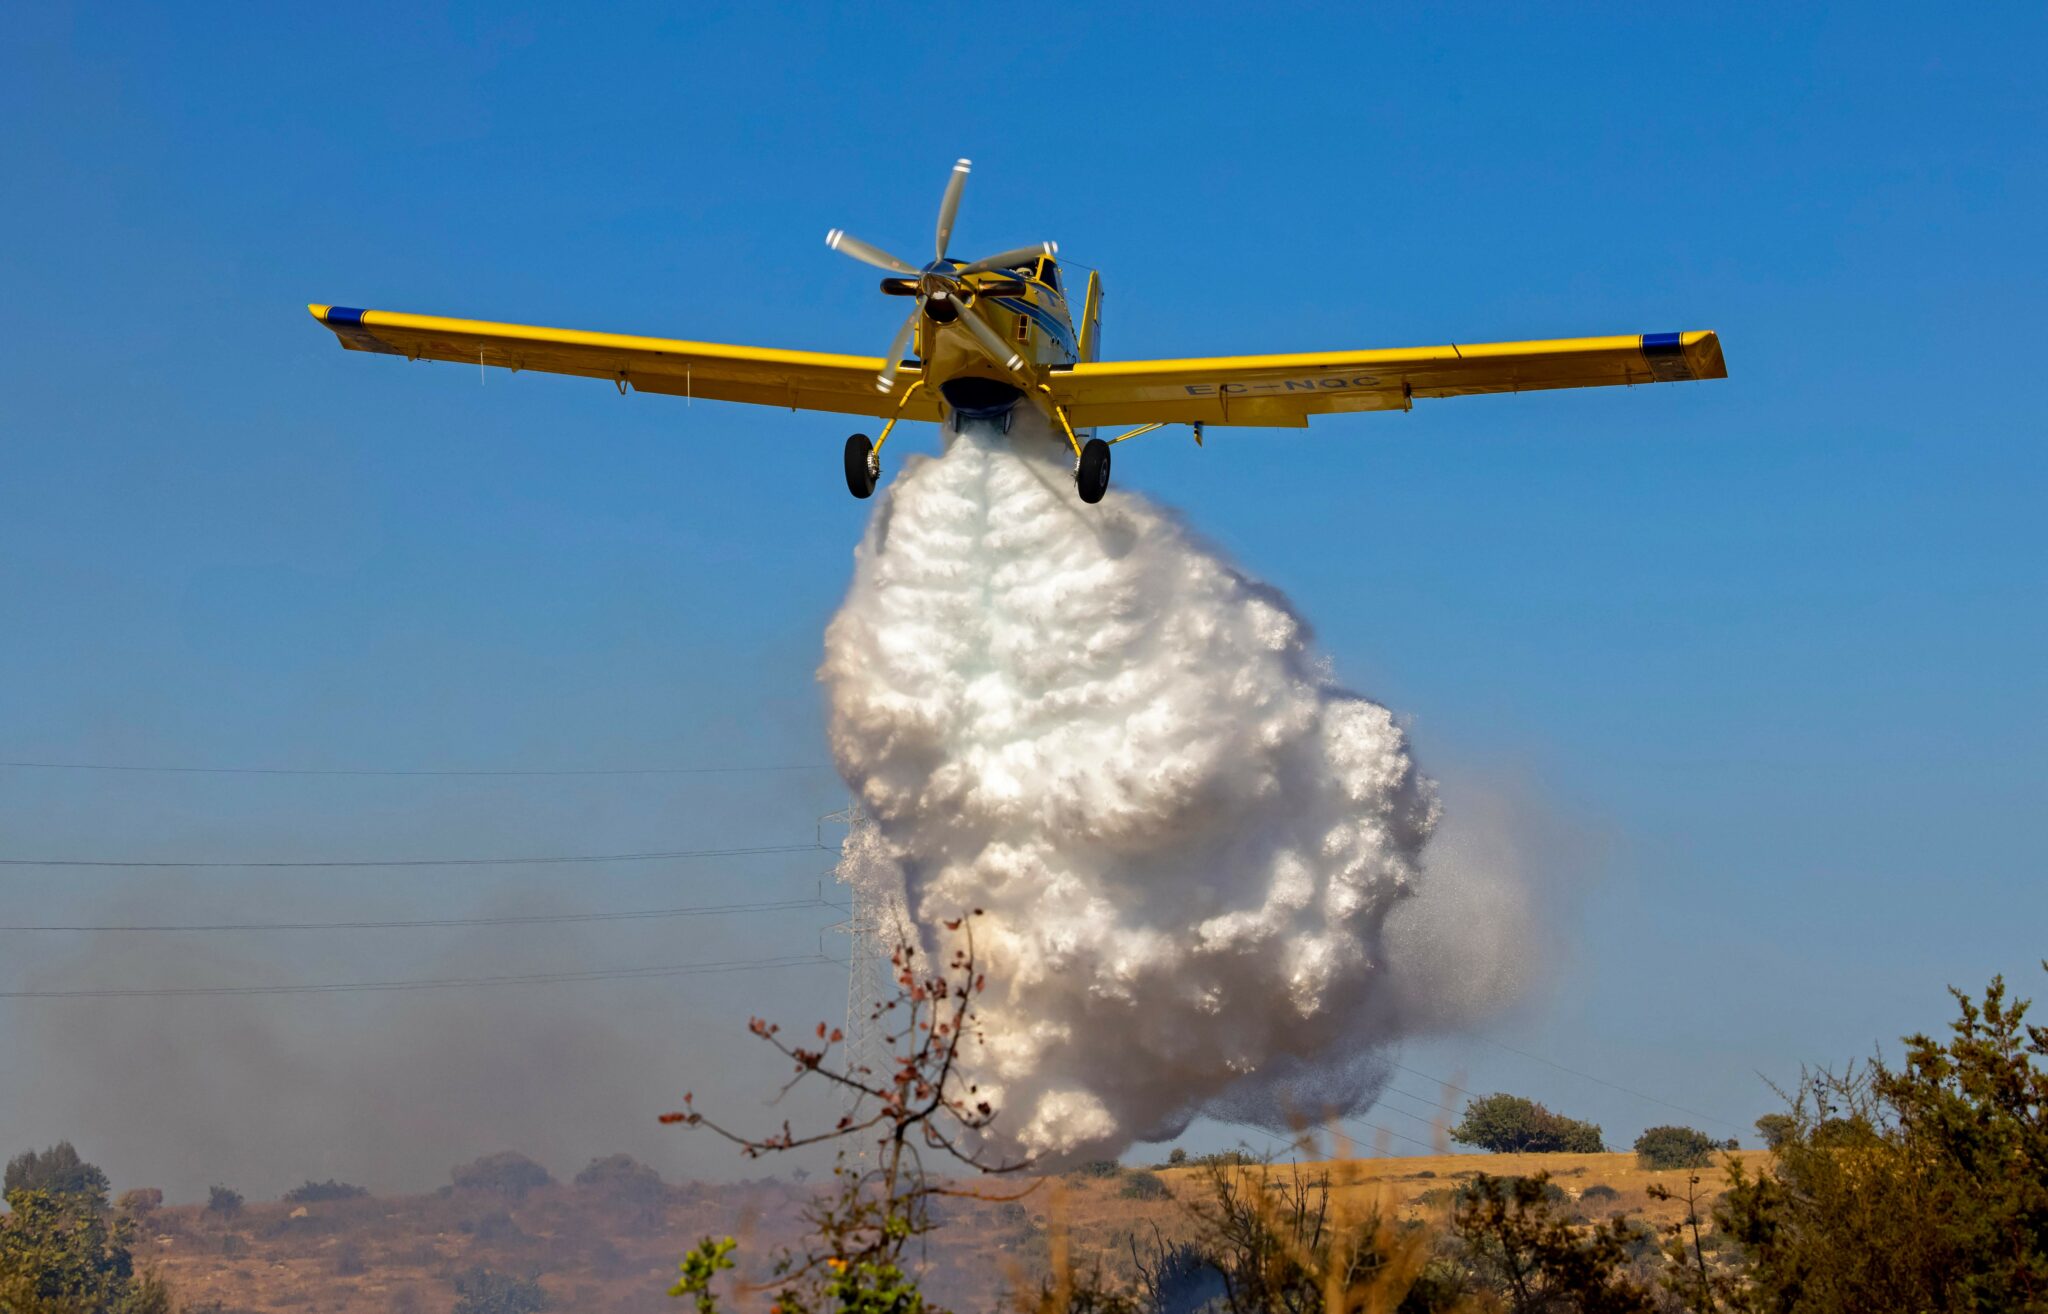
1753, 1112, 1797, 1150
451, 1151, 554, 1200
0, 1187, 172, 1314
3, 1142, 109, 1201
1633, 1125, 1721, 1170
573, 1154, 664, 1207
283, 1178, 368, 1204
1451, 1093, 1606, 1153
205, 1184, 244, 1218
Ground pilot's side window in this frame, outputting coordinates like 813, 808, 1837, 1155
1037, 260, 1061, 293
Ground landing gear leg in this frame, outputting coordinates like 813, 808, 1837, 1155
846, 379, 924, 499
1033, 388, 1110, 505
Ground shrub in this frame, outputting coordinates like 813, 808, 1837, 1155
1718, 969, 2048, 1312
1633, 1125, 1720, 1170
1069, 1159, 1122, 1178
572, 1153, 664, 1206
1581, 1184, 1619, 1203
116, 1187, 164, 1216
467, 1210, 525, 1245
283, 1179, 368, 1204
1166, 1147, 1188, 1166
4, 1142, 110, 1200
1753, 1113, 1796, 1150
1450, 1093, 1606, 1153
1119, 1170, 1170, 1200
0, 1188, 173, 1314
451, 1266, 551, 1314
452, 1151, 553, 1200
1456, 1175, 1566, 1210
207, 1185, 245, 1217
1449, 1173, 1655, 1309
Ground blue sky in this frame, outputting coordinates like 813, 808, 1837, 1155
2, 3, 2044, 1194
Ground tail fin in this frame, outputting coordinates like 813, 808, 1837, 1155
1077, 272, 1103, 363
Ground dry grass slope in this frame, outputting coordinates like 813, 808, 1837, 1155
145, 1151, 1766, 1312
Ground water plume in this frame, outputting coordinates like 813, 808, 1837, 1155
822, 414, 1499, 1164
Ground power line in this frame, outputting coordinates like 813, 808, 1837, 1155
0, 841, 830, 870
1477, 1037, 1742, 1132
1394, 1051, 1739, 1134
1390, 1061, 1479, 1100
1365, 1099, 1446, 1136
0, 893, 828, 933
0, 953, 835, 999
1346, 1120, 1443, 1156
1378, 1082, 1459, 1117
0, 758, 836, 779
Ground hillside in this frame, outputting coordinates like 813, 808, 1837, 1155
141, 1151, 1768, 1312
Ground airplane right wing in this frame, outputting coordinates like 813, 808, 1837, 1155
1047, 330, 1727, 428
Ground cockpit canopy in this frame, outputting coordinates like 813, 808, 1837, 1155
1008, 257, 1061, 294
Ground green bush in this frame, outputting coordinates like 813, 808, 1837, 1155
1119, 1170, 1170, 1200
0, 1187, 172, 1314
1456, 1175, 1566, 1210
1068, 1158, 1122, 1178
1718, 969, 2048, 1312
1633, 1125, 1720, 1170
207, 1184, 245, 1217
1580, 1184, 1619, 1203
1450, 1093, 1605, 1153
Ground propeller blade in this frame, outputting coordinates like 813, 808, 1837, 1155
826, 229, 918, 275
958, 241, 1059, 276
934, 158, 970, 260
875, 303, 923, 393
953, 300, 1025, 375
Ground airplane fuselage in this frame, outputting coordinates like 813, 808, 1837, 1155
893, 253, 1099, 419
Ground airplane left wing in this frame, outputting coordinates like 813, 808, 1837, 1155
1047, 330, 1726, 428
307, 305, 942, 420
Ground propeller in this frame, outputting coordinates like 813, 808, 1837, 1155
825, 159, 1057, 391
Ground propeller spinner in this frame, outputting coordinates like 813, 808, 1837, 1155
825, 159, 1056, 393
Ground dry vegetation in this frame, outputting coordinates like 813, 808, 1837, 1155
138, 1150, 1758, 1312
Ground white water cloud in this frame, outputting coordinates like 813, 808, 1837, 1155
822, 417, 1512, 1164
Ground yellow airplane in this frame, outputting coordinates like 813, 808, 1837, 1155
310, 158, 1726, 505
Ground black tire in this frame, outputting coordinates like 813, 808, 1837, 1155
844, 433, 877, 499
1076, 437, 1112, 504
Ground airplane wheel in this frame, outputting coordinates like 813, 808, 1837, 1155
1076, 438, 1111, 504
844, 434, 878, 499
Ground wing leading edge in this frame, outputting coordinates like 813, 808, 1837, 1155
1046, 330, 1726, 428
306, 305, 941, 421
